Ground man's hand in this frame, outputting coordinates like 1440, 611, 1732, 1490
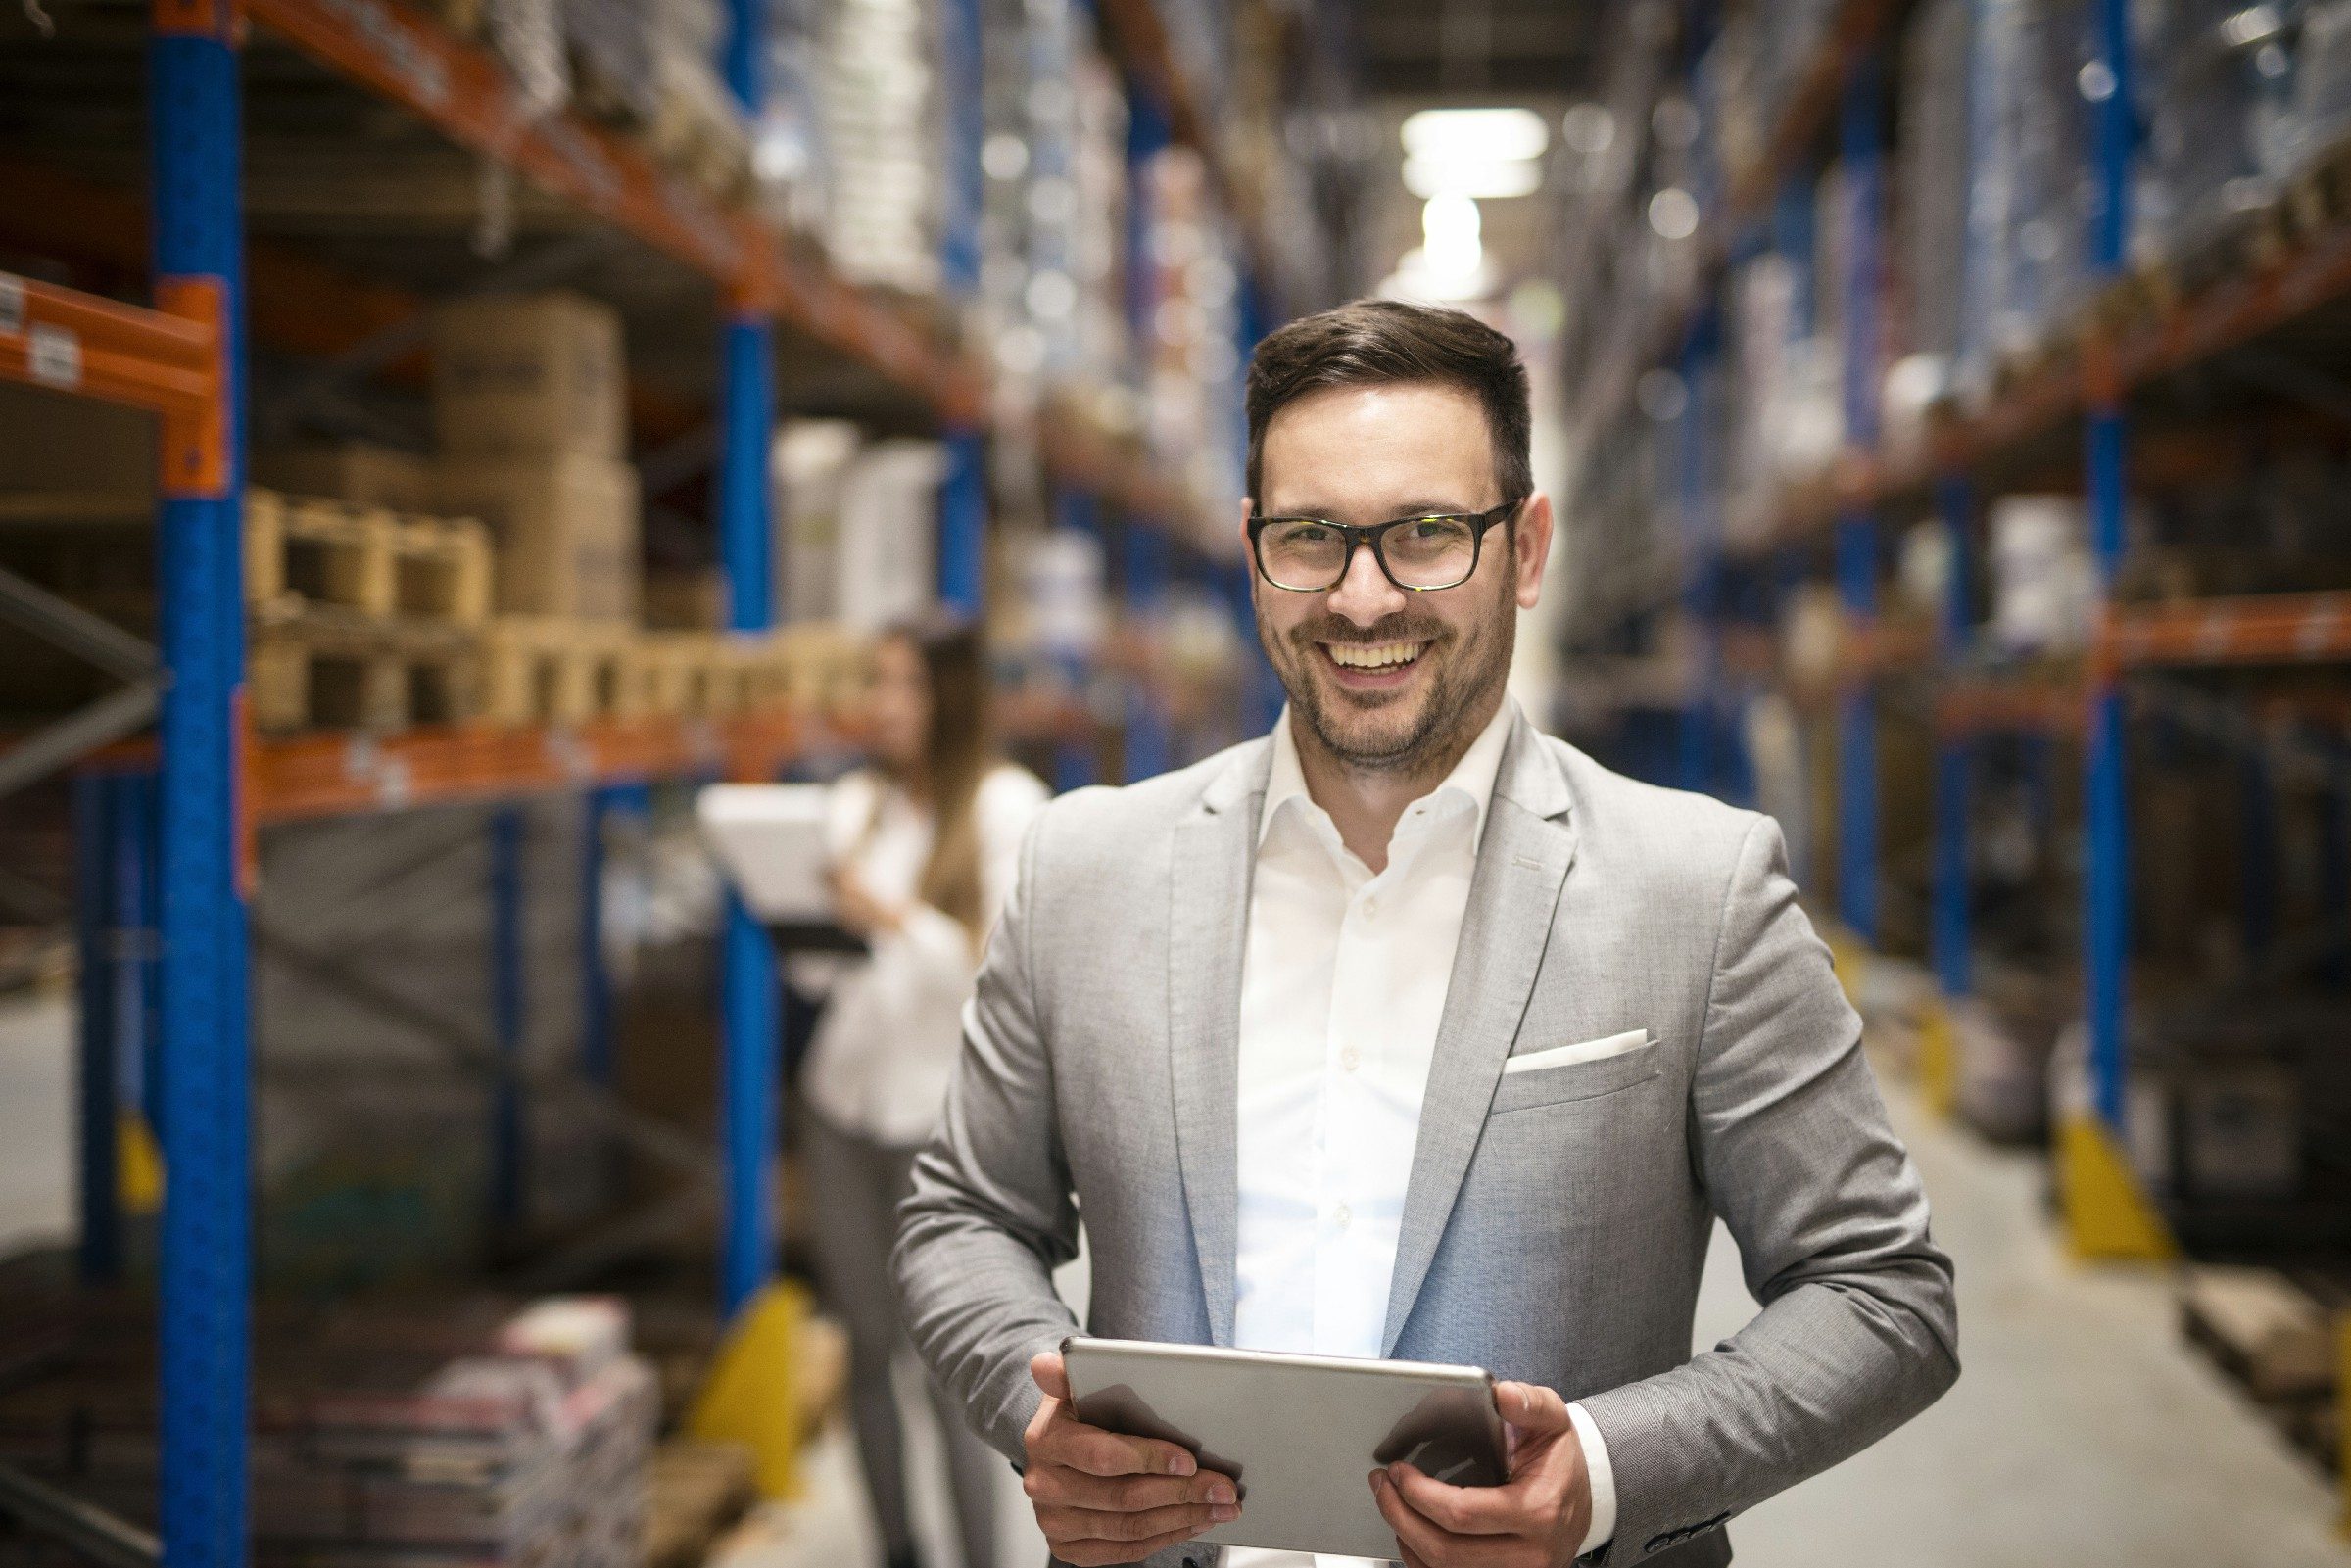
1021, 1351, 1240, 1566
1369, 1380, 1593, 1568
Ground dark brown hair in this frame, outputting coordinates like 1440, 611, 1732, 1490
878, 612, 995, 935
1245, 299, 1532, 506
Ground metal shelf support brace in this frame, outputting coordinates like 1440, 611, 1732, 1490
150, 3, 251, 1565
1834, 59, 1884, 946
718, 0, 781, 1318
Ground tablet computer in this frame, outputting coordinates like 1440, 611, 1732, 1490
1061, 1337, 1508, 1560
696, 783, 835, 923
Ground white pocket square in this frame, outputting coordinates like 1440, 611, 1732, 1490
1502, 1029, 1653, 1075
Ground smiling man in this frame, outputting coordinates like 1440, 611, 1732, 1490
895, 299, 1958, 1568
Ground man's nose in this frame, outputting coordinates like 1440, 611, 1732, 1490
1325, 535, 1406, 629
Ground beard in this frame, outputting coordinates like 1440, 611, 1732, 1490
1258, 568, 1516, 777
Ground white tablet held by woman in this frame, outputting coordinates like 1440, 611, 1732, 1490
1060, 1337, 1509, 1560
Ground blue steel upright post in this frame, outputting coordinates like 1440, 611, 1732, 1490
1930, 476, 1974, 1005
151, 2, 250, 1565
1122, 87, 1175, 781
2084, 0, 2134, 1133
1834, 59, 1884, 946
937, 0, 986, 615
718, 0, 781, 1318
2065, 0, 2172, 1258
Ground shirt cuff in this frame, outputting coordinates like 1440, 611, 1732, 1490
1565, 1401, 1616, 1557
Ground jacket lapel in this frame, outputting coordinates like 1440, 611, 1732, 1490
1167, 740, 1271, 1347
1381, 715, 1578, 1354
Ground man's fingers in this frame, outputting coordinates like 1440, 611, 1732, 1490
1048, 1422, 1198, 1480
1385, 1461, 1519, 1536
1495, 1380, 1573, 1437
1371, 1470, 1455, 1565
1030, 1467, 1229, 1513
1031, 1350, 1071, 1402
1042, 1498, 1238, 1544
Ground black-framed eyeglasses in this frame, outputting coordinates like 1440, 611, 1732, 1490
1246, 498, 1526, 594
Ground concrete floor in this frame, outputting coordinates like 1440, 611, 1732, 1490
1, 991, 2342, 1565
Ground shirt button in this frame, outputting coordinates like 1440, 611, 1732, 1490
1362, 896, 1377, 918
1333, 1204, 1352, 1229
1340, 1047, 1361, 1071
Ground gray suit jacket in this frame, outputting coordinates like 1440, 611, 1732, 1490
894, 713, 1958, 1567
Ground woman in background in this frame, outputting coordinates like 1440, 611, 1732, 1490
801, 613, 1046, 1568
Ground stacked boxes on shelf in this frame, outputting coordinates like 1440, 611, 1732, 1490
427, 291, 644, 627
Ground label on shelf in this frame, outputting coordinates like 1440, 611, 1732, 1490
27, 324, 79, 389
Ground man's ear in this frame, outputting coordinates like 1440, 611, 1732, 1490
1512, 494, 1556, 611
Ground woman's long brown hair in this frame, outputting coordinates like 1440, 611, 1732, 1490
879, 613, 994, 936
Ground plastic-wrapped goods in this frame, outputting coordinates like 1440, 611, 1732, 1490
818, 0, 943, 292
1136, 148, 1247, 535
2133, 0, 2299, 267
489, 0, 569, 118
1899, 0, 1975, 363
1987, 495, 2096, 655
1958, 0, 2096, 394
975, 0, 1130, 406
755, 0, 832, 236
2289, 0, 2351, 166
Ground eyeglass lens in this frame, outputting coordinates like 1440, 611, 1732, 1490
1259, 515, 1479, 591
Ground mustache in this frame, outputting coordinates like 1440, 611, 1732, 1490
1289, 615, 1450, 648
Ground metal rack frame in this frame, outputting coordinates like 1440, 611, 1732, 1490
7, 2, 1273, 1562
1568, 0, 2351, 1526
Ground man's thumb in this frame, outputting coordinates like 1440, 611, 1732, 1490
1496, 1380, 1573, 1436
1031, 1350, 1070, 1402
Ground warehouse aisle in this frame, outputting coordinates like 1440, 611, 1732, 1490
730, 1064, 2351, 1568
1706, 1071, 2349, 1568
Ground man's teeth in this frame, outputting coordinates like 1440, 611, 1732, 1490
1326, 641, 1425, 670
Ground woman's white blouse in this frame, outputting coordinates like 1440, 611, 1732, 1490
795, 762, 1051, 1147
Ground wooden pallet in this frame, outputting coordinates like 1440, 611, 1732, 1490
247, 489, 492, 627
630, 633, 734, 718
248, 606, 481, 733
478, 617, 634, 726
2180, 1266, 2337, 1402
642, 1440, 757, 1568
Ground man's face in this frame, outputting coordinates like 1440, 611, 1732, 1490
1245, 381, 1553, 773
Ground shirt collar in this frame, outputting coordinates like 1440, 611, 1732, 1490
1257, 696, 1517, 853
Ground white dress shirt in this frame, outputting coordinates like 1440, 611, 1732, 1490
797, 762, 1049, 1148
1227, 701, 1614, 1568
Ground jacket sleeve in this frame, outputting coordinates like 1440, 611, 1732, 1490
891, 808, 1081, 1465
1575, 817, 1960, 1564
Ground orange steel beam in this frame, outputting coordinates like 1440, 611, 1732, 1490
245, 709, 810, 824
0, 270, 216, 416
2103, 593, 2351, 668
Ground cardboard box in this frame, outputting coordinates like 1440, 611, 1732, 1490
429, 291, 627, 459
434, 453, 641, 623
251, 442, 435, 510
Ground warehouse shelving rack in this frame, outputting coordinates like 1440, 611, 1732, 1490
0, 1, 1274, 1563
1564, 0, 2351, 1526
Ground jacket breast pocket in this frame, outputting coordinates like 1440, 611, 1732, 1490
1487, 1035, 1662, 1114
